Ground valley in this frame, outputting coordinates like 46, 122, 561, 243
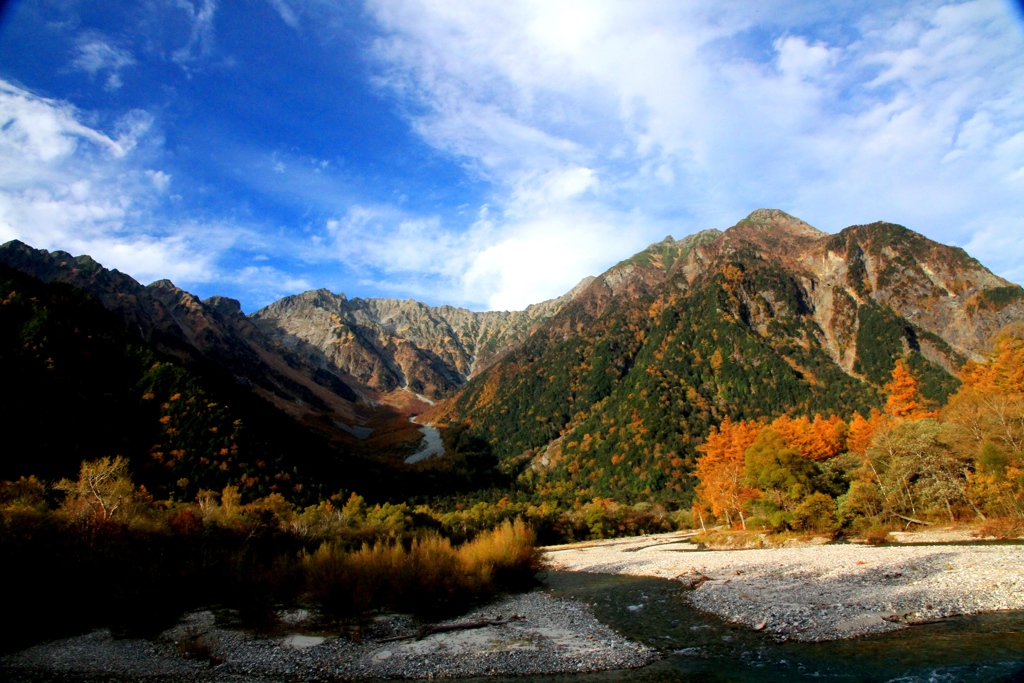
3, 209, 1024, 680
2, 209, 1023, 508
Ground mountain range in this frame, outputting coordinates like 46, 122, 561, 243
3, 209, 1021, 504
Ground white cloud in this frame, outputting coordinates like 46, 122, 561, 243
172, 0, 218, 66
267, 0, 300, 29
0, 79, 267, 289
461, 206, 649, 311
71, 34, 136, 90
774, 36, 839, 79
228, 265, 311, 301
146, 169, 172, 192
351, 0, 1024, 305
0, 81, 125, 162
318, 164, 655, 310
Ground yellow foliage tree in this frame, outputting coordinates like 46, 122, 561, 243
943, 331, 1024, 520
694, 417, 762, 528
55, 456, 138, 522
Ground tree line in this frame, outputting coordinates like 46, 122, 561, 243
691, 331, 1024, 538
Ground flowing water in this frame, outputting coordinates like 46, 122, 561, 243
479, 572, 1024, 683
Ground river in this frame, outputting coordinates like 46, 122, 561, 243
489, 572, 1024, 683
404, 417, 445, 463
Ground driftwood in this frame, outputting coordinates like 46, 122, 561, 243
882, 611, 944, 626
675, 572, 712, 589
882, 611, 913, 623
378, 614, 525, 643
894, 514, 933, 527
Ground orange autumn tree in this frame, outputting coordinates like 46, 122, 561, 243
884, 359, 935, 421
847, 410, 885, 457
769, 414, 848, 461
959, 331, 1024, 400
694, 416, 762, 529
943, 331, 1024, 520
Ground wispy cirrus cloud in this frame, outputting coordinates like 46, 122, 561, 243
266, 0, 300, 29
0, 79, 298, 300
171, 0, 218, 66
337, 0, 1024, 308
70, 33, 136, 91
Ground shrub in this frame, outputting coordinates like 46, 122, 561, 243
861, 525, 892, 545
768, 510, 793, 531
303, 519, 539, 619
976, 517, 1022, 540
0, 476, 48, 512
838, 480, 884, 526
791, 493, 839, 534
669, 508, 694, 529
744, 516, 770, 531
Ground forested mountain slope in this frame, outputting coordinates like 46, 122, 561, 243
3, 209, 1021, 507
0, 263, 376, 503
434, 210, 1024, 503
0, 240, 366, 437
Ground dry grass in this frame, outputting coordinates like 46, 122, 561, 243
976, 517, 1024, 540
690, 529, 768, 548
174, 628, 221, 665
303, 519, 540, 619
861, 525, 894, 545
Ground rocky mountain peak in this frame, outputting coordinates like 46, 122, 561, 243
252, 280, 591, 399
204, 295, 244, 317
718, 208, 825, 262
557, 276, 597, 302
147, 279, 179, 292
740, 208, 822, 235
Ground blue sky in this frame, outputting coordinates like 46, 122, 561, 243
1, 1, 1023, 312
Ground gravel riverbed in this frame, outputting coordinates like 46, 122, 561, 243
545, 531, 1024, 642
8, 531, 1023, 681
3, 590, 654, 681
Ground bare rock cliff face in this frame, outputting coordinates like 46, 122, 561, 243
251, 279, 591, 399
803, 223, 1022, 367
624, 210, 1021, 374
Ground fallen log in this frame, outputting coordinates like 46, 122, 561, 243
895, 514, 932, 526
378, 614, 525, 642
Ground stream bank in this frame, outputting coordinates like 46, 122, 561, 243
5, 572, 1024, 682
546, 530, 1024, 641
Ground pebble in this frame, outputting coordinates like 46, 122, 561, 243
3, 591, 656, 681
546, 529, 1024, 642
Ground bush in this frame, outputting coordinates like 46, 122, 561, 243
791, 493, 839, 534
669, 508, 694, 529
744, 516, 770, 531
976, 517, 1023, 540
768, 510, 793, 531
861, 525, 893, 545
838, 480, 884, 526
303, 519, 539, 619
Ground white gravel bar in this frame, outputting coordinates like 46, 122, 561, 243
4, 590, 655, 681
544, 531, 1024, 642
